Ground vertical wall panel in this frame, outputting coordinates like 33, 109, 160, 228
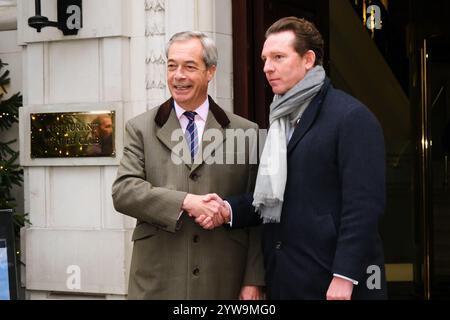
48, 39, 100, 103
49, 167, 102, 229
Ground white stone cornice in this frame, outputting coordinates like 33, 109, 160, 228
0, 0, 17, 31
0, 0, 17, 6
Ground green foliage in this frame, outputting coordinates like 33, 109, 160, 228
0, 58, 27, 234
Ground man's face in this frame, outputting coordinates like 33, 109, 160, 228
99, 117, 113, 136
167, 38, 216, 110
261, 31, 314, 95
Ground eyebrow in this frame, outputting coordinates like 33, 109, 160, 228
167, 59, 199, 65
271, 51, 285, 55
261, 51, 285, 59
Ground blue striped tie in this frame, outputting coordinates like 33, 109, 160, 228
184, 111, 198, 161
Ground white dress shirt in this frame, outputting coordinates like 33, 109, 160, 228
175, 98, 209, 220
173, 99, 209, 140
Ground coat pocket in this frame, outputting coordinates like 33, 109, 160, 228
132, 222, 159, 241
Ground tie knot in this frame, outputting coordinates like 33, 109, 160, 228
184, 111, 197, 122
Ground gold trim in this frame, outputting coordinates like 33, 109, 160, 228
420, 39, 431, 300
385, 264, 413, 282
363, 0, 367, 26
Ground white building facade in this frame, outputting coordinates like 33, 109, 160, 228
1, 0, 234, 299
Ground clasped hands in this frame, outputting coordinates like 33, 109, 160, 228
182, 193, 230, 230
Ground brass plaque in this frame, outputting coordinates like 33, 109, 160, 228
30, 111, 115, 158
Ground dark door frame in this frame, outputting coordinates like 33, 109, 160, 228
232, 0, 329, 128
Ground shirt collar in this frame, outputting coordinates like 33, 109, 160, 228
174, 98, 209, 121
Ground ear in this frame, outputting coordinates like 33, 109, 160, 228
303, 50, 316, 70
206, 65, 217, 82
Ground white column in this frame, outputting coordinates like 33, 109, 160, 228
17, 0, 233, 299
17, 0, 139, 299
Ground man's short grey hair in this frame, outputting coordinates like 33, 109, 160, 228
166, 31, 218, 68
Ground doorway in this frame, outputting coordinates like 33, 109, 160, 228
427, 35, 450, 299
232, 0, 329, 129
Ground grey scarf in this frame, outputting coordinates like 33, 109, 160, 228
253, 66, 326, 223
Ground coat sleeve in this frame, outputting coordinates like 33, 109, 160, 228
240, 123, 265, 286
332, 106, 386, 281
112, 120, 187, 233
227, 121, 263, 228
228, 193, 262, 228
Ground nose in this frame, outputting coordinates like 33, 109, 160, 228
174, 66, 186, 79
263, 59, 274, 73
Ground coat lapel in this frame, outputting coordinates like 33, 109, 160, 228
191, 97, 230, 172
155, 99, 192, 168
287, 78, 330, 155
154, 96, 231, 172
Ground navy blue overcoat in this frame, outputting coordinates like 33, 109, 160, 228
230, 78, 387, 300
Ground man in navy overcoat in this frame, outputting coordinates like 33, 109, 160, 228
199, 17, 387, 300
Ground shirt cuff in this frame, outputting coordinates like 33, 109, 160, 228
333, 273, 358, 285
224, 200, 233, 227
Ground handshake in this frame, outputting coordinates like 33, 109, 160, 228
182, 193, 231, 230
